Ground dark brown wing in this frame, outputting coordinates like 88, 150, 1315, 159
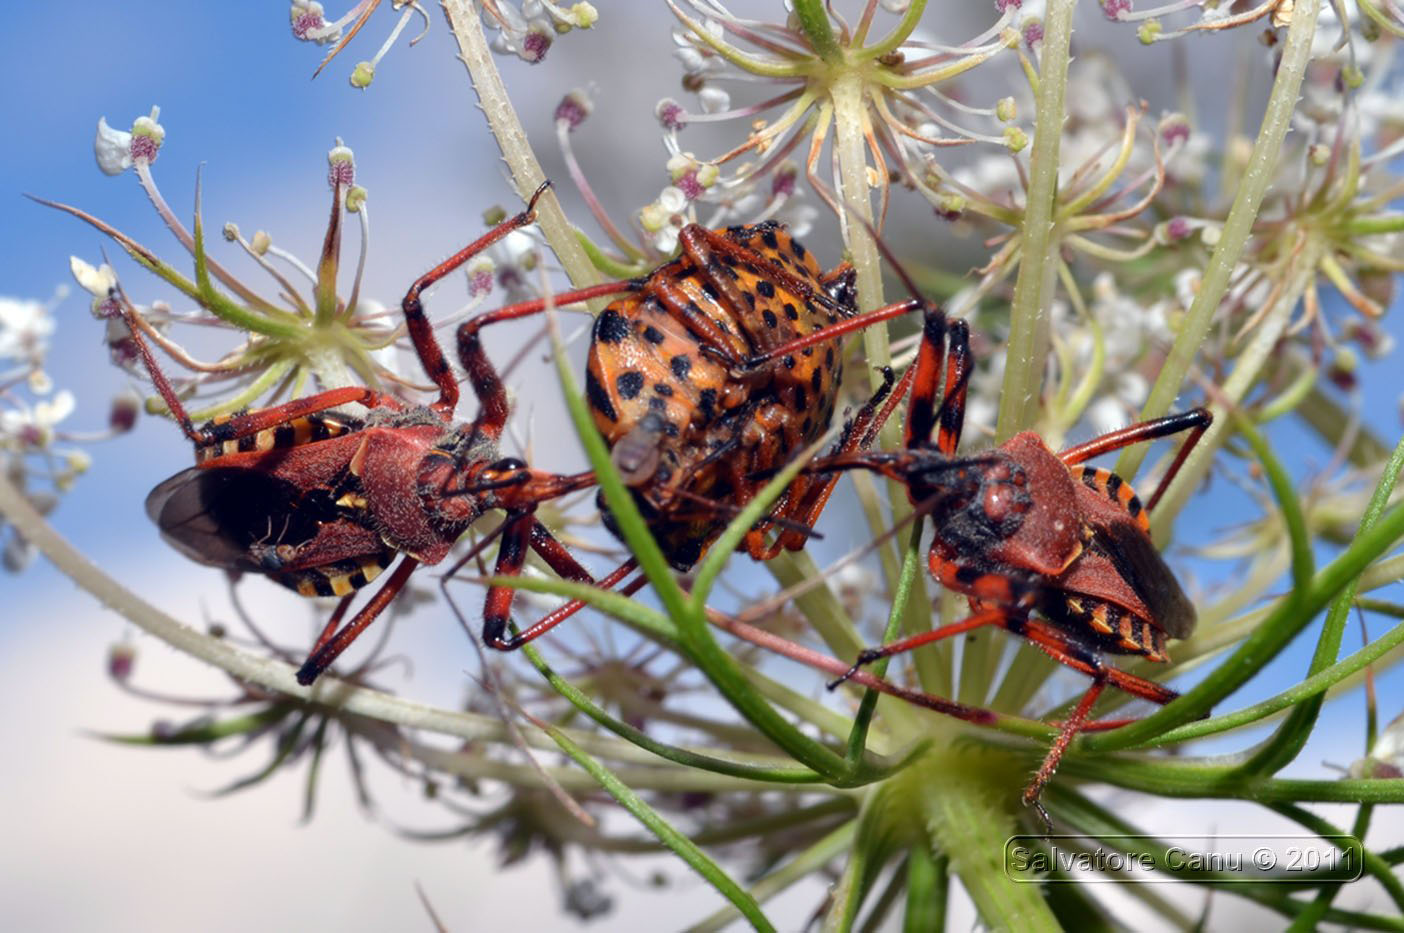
145, 467, 319, 573
1091, 520, 1196, 640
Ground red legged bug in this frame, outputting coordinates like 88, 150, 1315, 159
448, 221, 926, 650
128, 184, 603, 686
816, 307, 1211, 818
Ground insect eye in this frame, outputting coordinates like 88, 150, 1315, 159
489, 457, 526, 472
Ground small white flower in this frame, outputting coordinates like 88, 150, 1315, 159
0, 297, 55, 363
0, 390, 75, 448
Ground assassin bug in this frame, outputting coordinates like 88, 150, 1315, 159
449, 220, 927, 650
817, 307, 1211, 818
130, 184, 606, 686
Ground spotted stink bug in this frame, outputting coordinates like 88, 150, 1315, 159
450, 220, 926, 647
124, 184, 603, 685
818, 307, 1211, 819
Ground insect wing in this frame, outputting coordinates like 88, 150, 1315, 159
1091, 519, 1196, 639
145, 467, 314, 573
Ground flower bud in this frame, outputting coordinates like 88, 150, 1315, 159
350, 61, 375, 89
108, 643, 136, 682
555, 90, 592, 131
565, 3, 598, 28
656, 98, 687, 132
110, 391, 141, 433
129, 108, 165, 165
328, 139, 356, 188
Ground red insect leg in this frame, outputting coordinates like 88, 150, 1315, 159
400, 181, 553, 418
1056, 408, 1211, 510
296, 556, 420, 686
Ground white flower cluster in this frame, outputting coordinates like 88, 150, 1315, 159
0, 288, 135, 572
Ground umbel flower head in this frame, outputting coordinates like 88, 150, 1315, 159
656, 0, 1019, 232
47, 112, 539, 424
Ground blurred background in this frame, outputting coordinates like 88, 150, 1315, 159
2, 3, 1401, 929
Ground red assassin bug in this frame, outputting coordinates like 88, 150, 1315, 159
817, 307, 1211, 817
129, 184, 605, 686
449, 221, 925, 650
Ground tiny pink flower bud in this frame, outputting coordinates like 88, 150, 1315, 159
676, 170, 703, 200
1101, 0, 1132, 20
1160, 114, 1191, 148
110, 391, 140, 433
290, 1, 329, 40
108, 643, 136, 682
1022, 20, 1044, 48
1328, 348, 1358, 392
327, 139, 355, 188
995, 0, 1022, 10
1165, 217, 1192, 241
467, 258, 496, 299
771, 164, 798, 198
521, 25, 553, 63
656, 98, 688, 131
555, 90, 592, 131
129, 108, 165, 165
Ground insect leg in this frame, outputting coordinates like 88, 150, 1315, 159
402, 181, 553, 416
453, 280, 640, 439
1056, 408, 1213, 511
295, 556, 420, 686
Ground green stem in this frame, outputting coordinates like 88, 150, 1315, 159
540, 722, 776, 932
1117, 0, 1322, 480
922, 769, 1058, 931
791, 0, 842, 63
996, 0, 1076, 441
442, 0, 603, 299
1236, 433, 1404, 775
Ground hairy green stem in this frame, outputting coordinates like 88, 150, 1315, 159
922, 768, 1057, 931
996, 0, 1075, 441
442, 0, 603, 298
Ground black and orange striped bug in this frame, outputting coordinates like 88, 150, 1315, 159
129, 184, 603, 686
816, 306, 1211, 820
450, 220, 927, 650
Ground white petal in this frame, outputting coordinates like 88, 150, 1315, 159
69, 257, 117, 297
698, 87, 730, 114
94, 116, 133, 175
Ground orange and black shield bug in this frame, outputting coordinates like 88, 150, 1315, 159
449, 221, 927, 647
817, 307, 1211, 820
124, 184, 601, 685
